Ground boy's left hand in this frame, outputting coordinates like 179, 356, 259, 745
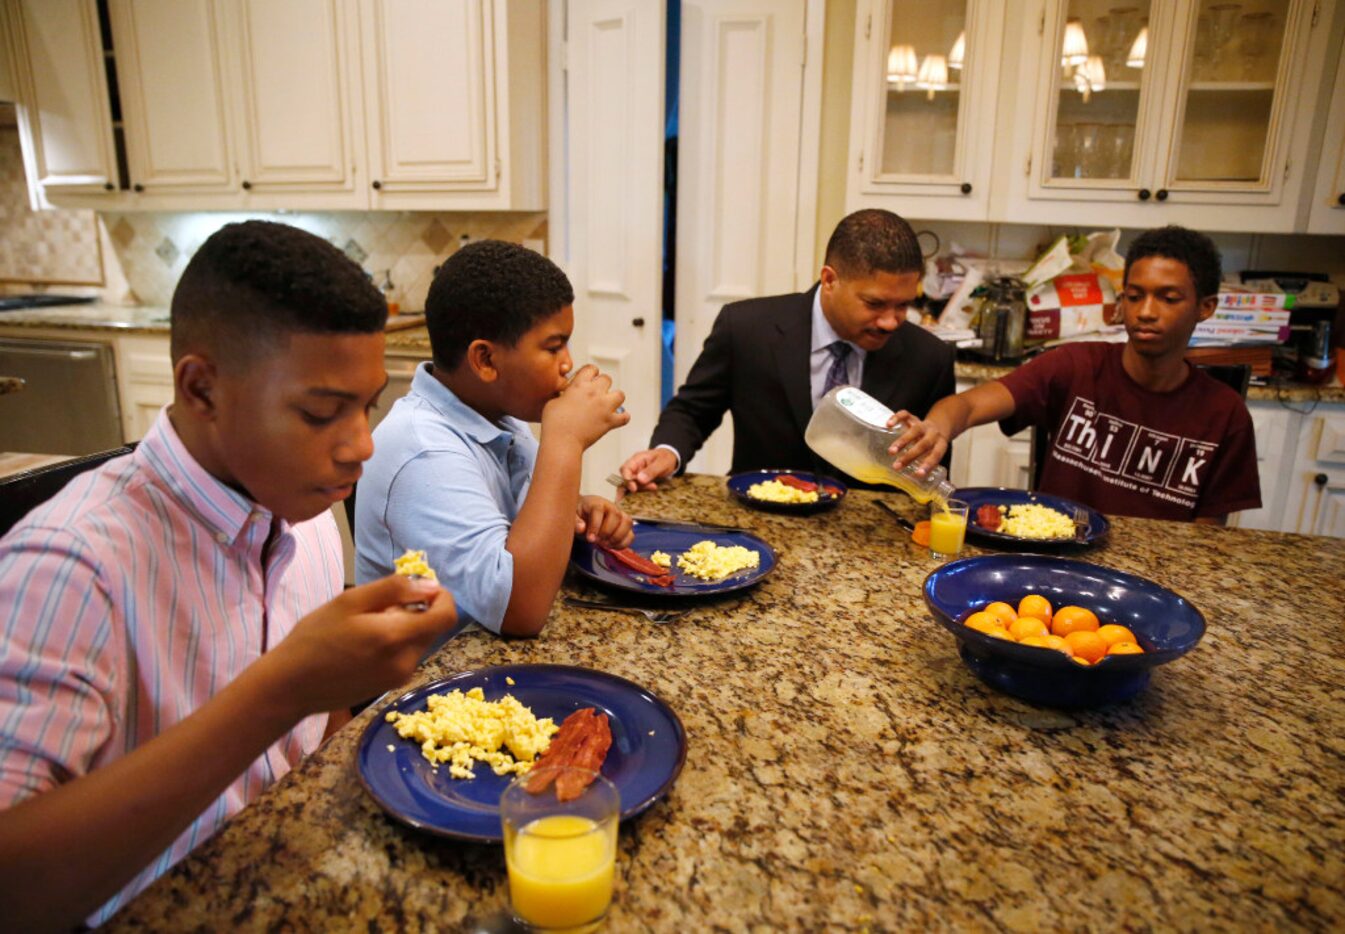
575, 495, 634, 548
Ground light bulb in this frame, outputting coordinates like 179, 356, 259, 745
917, 54, 949, 101
1126, 25, 1148, 68
886, 44, 919, 90
1061, 17, 1089, 67
948, 31, 966, 70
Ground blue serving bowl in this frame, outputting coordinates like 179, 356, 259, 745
922, 554, 1206, 708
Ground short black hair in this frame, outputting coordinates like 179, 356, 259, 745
425, 239, 574, 369
1124, 225, 1222, 299
170, 220, 386, 366
823, 209, 923, 278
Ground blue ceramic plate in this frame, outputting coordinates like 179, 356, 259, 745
923, 554, 1206, 707
956, 487, 1110, 546
570, 521, 777, 596
726, 470, 847, 514
356, 664, 686, 842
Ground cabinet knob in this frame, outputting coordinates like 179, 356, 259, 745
133, 183, 144, 193
960, 182, 972, 194
103, 182, 114, 191
1338, 193, 1345, 206
1137, 188, 1151, 201
241, 180, 252, 191
1156, 188, 1169, 201
632, 317, 645, 328
371, 179, 382, 190
1315, 472, 1329, 488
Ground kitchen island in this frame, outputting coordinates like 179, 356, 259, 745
106, 476, 1344, 931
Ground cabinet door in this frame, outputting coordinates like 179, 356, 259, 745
1227, 402, 1295, 531
6, 0, 118, 193
360, 0, 497, 197
1285, 409, 1345, 537
109, 0, 236, 195
1004, 0, 1333, 231
115, 335, 173, 443
1307, 34, 1345, 234
846, 0, 1005, 220
227, 0, 363, 203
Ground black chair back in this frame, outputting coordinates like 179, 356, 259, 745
0, 447, 134, 538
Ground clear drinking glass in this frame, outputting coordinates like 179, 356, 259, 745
1107, 7, 1139, 72
929, 499, 969, 560
1238, 12, 1273, 80
501, 767, 620, 933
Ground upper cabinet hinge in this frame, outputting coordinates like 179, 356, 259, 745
1284, 157, 1292, 181
1026, 153, 1033, 177
1039, 4, 1046, 36
559, 40, 568, 71
1311, 0, 1321, 28
864, 14, 871, 40
858, 152, 864, 174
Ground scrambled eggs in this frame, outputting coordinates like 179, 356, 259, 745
393, 548, 438, 582
676, 540, 760, 580
385, 687, 558, 779
747, 479, 818, 504
998, 504, 1075, 540
650, 550, 673, 568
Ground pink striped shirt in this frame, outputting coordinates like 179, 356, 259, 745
0, 408, 339, 924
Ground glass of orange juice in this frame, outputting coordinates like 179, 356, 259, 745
501, 766, 620, 932
928, 498, 969, 560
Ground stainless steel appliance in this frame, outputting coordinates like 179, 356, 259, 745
0, 338, 123, 455
970, 277, 1028, 363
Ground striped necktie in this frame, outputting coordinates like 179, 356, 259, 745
823, 340, 853, 396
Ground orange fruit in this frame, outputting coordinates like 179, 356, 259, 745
1097, 624, 1137, 647
983, 602, 1018, 626
1009, 617, 1049, 641
1020, 634, 1073, 657
1071, 655, 1093, 666
1051, 605, 1099, 637
1017, 594, 1053, 625
912, 521, 931, 547
1107, 641, 1144, 656
964, 611, 1006, 635
1063, 630, 1107, 663
985, 628, 1013, 641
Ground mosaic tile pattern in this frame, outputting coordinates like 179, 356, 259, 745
97, 210, 548, 308
0, 128, 103, 285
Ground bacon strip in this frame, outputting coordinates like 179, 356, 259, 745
601, 546, 676, 587
525, 708, 613, 800
975, 504, 1001, 531
777, 474, 818, 492
557, 714, 612, 801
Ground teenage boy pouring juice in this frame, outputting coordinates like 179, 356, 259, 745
888, 225, 1261, 524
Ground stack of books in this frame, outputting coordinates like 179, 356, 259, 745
1189, 291, 1293, 347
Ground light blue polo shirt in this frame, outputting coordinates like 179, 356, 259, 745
354, 362, 537, 634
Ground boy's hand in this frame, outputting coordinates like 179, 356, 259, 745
886, 410, 949, 476
575, 495, 634, 548
618, 447, 678, 494
542, 365, 630, 450
262, 575, 457, 718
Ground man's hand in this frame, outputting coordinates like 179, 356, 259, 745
885, 410, 950, 477
619, 447, 679, 494
259, 575, 458, 719
541, 365, 630, 451
575, 495, 634, 548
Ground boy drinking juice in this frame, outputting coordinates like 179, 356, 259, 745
355, 240, 632, 636
0, 221, 458, 929
888, 225, 1261, 523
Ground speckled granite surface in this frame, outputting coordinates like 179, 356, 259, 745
0, 302, 171, 333
0, 376, 23, 395
107, 476, 1345, 932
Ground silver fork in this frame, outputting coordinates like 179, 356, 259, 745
562, 596, 690, 625
1073, 506, 1090, 542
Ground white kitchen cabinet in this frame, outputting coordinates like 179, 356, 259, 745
997, 0, 1336, 232
108, 0, 237, 200
3, 0, 119, 197
0, 3, 17, 100
358, 0, 544, 210
845, 0, 1007, 220
1307, 33, 1345, 233
1283, 405, 1345, 537
114, 334, 173, 442
1227, 400, 1296, 531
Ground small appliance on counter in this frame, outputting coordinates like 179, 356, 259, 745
1238, 271, 1341, 379
968, 276, 1027, 364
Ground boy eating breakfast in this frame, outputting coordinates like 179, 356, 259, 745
0, 221, 458, 930
355, 239, 632, 637
888, 225, 1261, 523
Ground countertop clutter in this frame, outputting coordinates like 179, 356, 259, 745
105, 476, 1345, 931
0, 305, 426, 335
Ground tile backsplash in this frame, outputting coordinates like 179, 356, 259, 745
0, 125, 103, 286
99, 210, 548, 309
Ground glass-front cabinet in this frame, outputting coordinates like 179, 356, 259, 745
846, 0, 1007, 220
1308, 36, 1345, 234
1004, 0, 1334, 231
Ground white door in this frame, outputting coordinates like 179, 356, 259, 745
675, 0, 809, 475
109, 0, 236, 195
226, 0, 363, 205
557, 0, 666, 497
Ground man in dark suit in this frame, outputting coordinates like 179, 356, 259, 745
619, 209, 955, 490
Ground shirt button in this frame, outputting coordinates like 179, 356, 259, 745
215, 532, 229, 544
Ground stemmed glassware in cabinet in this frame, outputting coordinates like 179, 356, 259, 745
1238, 12, 1274, 81
1207, 3, 1243, 79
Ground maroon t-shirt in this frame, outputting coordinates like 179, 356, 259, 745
998, 342, 1262, 520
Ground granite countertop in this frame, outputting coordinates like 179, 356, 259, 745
0, 376, 24, 395
108, 476, 1345, 931
0, 302, 171, 334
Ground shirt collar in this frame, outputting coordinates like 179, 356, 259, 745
811, 288, 865, 360
137, 407, 280, 546
410, 362, 527, 452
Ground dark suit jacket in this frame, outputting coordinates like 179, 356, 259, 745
650, 286, 956, 485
